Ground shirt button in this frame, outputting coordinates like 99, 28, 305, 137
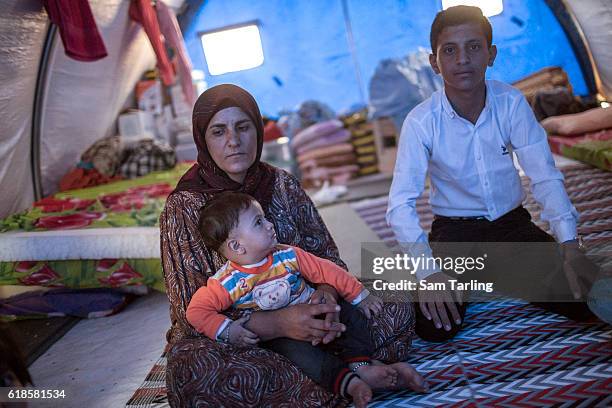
476, 155, 481, 160
484, 181, 489, 186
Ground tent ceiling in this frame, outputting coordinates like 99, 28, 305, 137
181, 0, 592, 116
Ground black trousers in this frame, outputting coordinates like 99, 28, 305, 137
261, 299, 373, 393
415, 206, 596, 342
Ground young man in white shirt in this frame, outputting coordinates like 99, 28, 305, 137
387, 5, 596, 342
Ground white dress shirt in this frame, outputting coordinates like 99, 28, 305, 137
386, 80, 578, 280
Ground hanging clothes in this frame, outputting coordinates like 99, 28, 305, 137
156, 1, 196, 105
43, 0, 108, 62
129, 0, 175, 86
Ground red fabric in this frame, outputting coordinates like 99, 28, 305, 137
59, 167, 122, 192
43, 0, 107, 62
548, 128, 612, 155
156, 1, 196, 105
173, 84, 276, 211
129, 0, 175, 86
263, 121, 283, 142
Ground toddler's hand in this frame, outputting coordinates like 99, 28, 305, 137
358, 295, 383, 319
228, 316, 260, 346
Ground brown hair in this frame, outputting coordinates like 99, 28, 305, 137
430, 5, 492, 53
198, 192, 256, 252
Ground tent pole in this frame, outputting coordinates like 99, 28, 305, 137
340, 0, 366, 105
31, 23, 57, 200
543, 0, 601, 98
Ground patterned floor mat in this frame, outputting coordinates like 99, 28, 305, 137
352, 164, 612, 407
125, 301, 611, 407
125, 347, 168, 407
127, 164, 611, 407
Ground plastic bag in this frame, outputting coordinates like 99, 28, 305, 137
369, 48, 442, 130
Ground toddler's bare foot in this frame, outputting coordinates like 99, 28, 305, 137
346, 377, 372, 408
389, 362, 428, 392
354, 364, 397, 390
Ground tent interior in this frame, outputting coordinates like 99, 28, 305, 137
0, 0, 610, 407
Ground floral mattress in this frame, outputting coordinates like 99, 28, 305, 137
0, 163, 192, 292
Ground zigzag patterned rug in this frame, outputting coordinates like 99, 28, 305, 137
369, 301, 611, 407
350, 164, 612, 407
127, 164, 611, 407
126, 346, 168, 407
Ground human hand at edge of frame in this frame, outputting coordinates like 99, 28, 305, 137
540, 116, 566, 135
417, 272, 463, 332
310, 285, 341, 346
228, 316, 260, 346
357, 294, 383, 319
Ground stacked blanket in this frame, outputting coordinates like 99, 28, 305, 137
342, 110, 379, 177
512, 66, 572, 105
292, 119, 358, 188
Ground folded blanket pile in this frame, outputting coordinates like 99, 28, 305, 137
293, 120, 358, 188
341, 110, 379, 177
512, 66, 572, 105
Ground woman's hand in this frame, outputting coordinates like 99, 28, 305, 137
244, 298, 345, 343
309, 287, 341, 345
357, 294, 383, 319
276, 303, 345, 343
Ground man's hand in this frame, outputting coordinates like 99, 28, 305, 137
357, 294, 383, 319
418, 272, 462, 331
228, 316, 260, 346
310, 285, 341, 345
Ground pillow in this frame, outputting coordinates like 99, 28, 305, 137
119, 139, 176, 178
562, 140, 611, 171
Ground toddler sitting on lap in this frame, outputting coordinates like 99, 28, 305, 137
187, 192, 425, 407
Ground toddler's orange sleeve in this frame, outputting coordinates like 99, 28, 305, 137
293, 246, 368, 304
186, 278, 234, 340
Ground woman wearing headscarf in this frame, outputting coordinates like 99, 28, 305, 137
160, 84, 419, 406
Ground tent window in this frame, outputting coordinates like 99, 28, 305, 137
200, 23, 264, 76
442, 0, 503, 17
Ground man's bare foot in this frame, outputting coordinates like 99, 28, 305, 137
389, 362, 428, 392
354, 364, 397, 389
346, 377, 372, 408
